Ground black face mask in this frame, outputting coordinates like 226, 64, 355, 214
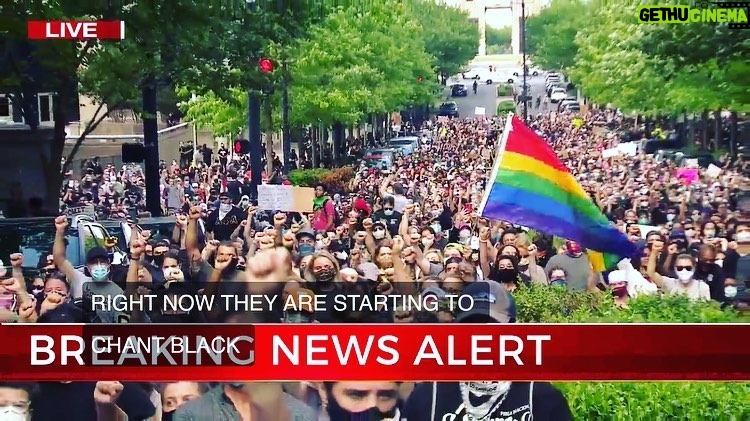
152, 255, 165, 267
327, 394, 400, 421
313, 268, 336, 283
496, 268, 517, 283
162, 411, 174, 421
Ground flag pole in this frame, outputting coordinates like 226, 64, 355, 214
477, 112, 514, 215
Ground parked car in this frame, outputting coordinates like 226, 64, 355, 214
362, 148, 399, 169
450, 84, 468, 97
100, 216, 178, 250
437, 102, 460, 118
558, 98, 579, 111
550, 87, 567, 103
512, 66, 541, 77
0, 214, 125, 278
388, 136, 420, 155
462, 68, 512, 85
560, 102, 580, 112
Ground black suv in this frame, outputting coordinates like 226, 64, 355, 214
437, 102, 459, 118
450, 84, 467, 97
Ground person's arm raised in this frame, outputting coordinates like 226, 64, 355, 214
52, 216, 80, 290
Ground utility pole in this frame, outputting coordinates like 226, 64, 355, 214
281, 59, 292, 172
521, 0, 528, 123
142, 80, 161, 216
247, 91, 262, 201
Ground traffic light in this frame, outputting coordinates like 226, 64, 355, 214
234, 139, 251, 155
417, 76, 424, 83
259, 58, 274, 73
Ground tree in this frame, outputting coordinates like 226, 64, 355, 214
570, 0, 672, 115
486, 26, 512, 54
0, 0, 227, 207
405, 0, 478, 80
525, 0, 589, 71
288, 1, 438, 127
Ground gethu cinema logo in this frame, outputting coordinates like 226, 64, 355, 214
638, 4, 749, 25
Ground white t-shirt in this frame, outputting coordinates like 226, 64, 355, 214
662, 277, 711, 301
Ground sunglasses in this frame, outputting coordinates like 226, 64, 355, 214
675, 265, 693, 271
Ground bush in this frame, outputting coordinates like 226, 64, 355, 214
513, 285, 749, 420
496, 83, 513, 97
320, 167, 356, 194
497, 100, 516, 114
288, 168, 330, 187
288, 167, 356, 194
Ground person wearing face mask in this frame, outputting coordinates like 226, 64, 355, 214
405, 281, 572, 421
205, 193, 245, 242
0, 382, 35, 421
647, 241, 710, 300
319, 381, 404, 420
692, 244, 727, 302
544, 240, 595, 292
722, 222, 750, 298
372, 196, 402, 237
282, 287, 317, 323
371, 221, 390, 242
174, 383, 316, 420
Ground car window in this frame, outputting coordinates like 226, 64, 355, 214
0, 219, 57, 269
81, 223, 107, 257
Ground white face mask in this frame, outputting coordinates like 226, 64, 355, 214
373, 230, 386, 240
704, 230, 715, 239
0, 406, 27, 421
736, 232, 750, 243
675, 269, 694, 283
724, 285, 738, 298
685, 229, 695, 237
163, 267, 184, 282
219, 203, 232, 212
459, 382, 512, 420
666, 214, 676, 221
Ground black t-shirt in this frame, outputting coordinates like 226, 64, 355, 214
693, 263, 726, 301
404, 381, 572, 421
372, 209, 402, 236
205, 206, 245, 241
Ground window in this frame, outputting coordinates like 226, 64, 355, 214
81, 224, 107, 257
0, 95, 11, 120
38, 93, 54, 123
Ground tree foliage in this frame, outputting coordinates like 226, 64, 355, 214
526, 0, 750, 113
525, 0, 588, 71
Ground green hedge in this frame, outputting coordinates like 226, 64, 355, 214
514, 285, 749, 420
497, 100, 516, 114
496, 83, 514, 97
288, 167, 356, 193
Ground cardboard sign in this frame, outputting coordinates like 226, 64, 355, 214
257, 185, 315, 212
706, 164, 722, 178
474, 107, 486, 115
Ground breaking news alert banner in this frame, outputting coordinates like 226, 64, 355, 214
0, 324, 748, 382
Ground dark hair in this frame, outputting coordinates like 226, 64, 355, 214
44, 272, 71, 292
314, 183, 327, 193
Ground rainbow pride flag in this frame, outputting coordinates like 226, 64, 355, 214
478, 115, 636, 258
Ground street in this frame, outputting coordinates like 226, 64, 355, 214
445, 66, 549, 118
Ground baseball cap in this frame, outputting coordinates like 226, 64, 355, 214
296, 229, 315, 241
284, 288, 316, 313
154, 239, 171, 248
455, 280, 516, 323
86, 246, 110, 264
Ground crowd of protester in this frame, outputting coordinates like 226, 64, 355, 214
0, 102, 747, 420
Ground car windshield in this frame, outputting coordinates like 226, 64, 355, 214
0, 218, 57, 268
440, 103, 456, 110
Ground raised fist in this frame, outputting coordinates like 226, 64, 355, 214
245, 247, 291, 283
214, 254, 234, 271
9, 253, 23, 268
54, 216, 68, 233
651, 240, 664, 253
391, 236, 405, 254
667, 244, 678, 255
479, 227, 490, 241
130, 239, 146, 259
40, 292, 64, 315
94, 381, 124, 405
176, 214, 188, 228
139, 230, 152, 241
189, 206, 202, 220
